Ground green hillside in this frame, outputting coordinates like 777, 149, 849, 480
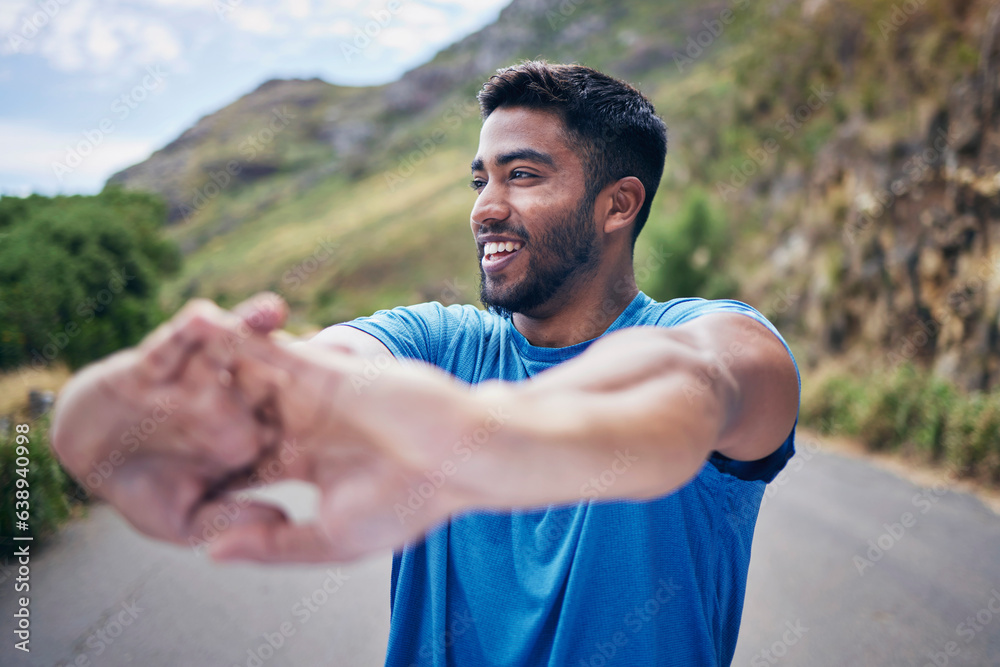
112, 0, 999, 397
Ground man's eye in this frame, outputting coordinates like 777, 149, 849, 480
470, 178, 486, 191
511, 170, 534, 180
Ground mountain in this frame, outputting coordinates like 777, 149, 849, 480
108, 0, 1000, 392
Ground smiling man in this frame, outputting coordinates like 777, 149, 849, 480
52, 62, 800, 666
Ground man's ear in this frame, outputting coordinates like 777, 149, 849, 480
601, 177, 645, 235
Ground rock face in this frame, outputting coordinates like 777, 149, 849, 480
752, 2, 1000, 391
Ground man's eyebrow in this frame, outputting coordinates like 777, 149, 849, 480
470, 149, 556, 173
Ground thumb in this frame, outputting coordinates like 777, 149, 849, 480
232, 292, 288, 334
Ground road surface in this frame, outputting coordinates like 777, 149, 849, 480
2, 439, 999, 666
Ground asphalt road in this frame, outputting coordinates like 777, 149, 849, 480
2, 441, 999, 667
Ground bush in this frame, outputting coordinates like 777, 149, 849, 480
943, 394, 1000, 481
646, 190, 738, 303
801, 372, 865, 435
855, 364, 926, 451
911, 377, 957, 461
802, 364, 1000, 486
0, 188, 180, 371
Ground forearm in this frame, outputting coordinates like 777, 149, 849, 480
466, 326, 731, 508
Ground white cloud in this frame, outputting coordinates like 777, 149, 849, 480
86, 18, 123, 64
399, 3, 450, 27
287, 0, 311, 19
140, 0, 213, 8
3, 0, 186, 76
2, 0, 511, 74
231, 7, 281, 35
303, 18, 353, 38
137, 22, 183, 63
0, 1, 32, 35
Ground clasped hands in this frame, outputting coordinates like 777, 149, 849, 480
50, 293, 503, 563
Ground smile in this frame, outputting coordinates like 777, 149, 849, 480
481, 241, 524, 273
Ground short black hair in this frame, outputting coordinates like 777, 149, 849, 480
477, 61, 668, 243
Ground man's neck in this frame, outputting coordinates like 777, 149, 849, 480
511, 269, 640, 348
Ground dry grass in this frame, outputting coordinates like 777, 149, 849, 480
0, 363, 70, 417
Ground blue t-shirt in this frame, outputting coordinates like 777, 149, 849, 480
342, 291, 799, 667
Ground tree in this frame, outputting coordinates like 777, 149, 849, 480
0, 188, 180, 370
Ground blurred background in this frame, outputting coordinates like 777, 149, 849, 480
1, 0, 999, 665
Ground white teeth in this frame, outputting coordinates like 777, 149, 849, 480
483, 241, 522, 258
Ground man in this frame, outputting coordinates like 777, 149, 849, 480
52, 62, 800, 665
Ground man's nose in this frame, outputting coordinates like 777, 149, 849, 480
470, 181, 510, 228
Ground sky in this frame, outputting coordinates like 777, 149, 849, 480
0, 0, 511, 197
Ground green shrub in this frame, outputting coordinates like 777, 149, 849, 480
801, 373, 864, 435
0, 188, 179, 371
911, 377, 957, 461
943, 395, 986, 477
645, 190, 738, 303
856, 364, 925, 451
803, 364, 999, 486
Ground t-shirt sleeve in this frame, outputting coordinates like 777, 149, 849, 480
336, 301, 470, 366
655, 298, 801, 484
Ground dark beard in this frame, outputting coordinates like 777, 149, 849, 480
478, 195, 598, 319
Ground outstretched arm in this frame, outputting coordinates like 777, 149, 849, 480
209, 310, 799, 562
473, 313, 799, 506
